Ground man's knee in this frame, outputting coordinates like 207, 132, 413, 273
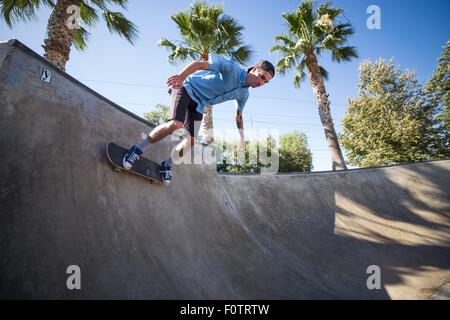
167, 120, 184, 131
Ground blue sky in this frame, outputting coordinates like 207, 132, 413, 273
1, 0, 449, 171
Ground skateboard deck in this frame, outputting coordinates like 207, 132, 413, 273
106, 142, 163, 184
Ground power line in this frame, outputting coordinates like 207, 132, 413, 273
213, 117, 343, 129
118, 102, 340, 127
79, 79, 166, 89
122, 101, 323, 121
214, 117, 325, 127
215, 110, 320, 120
79, 78, 349, 107
119, 101, 344, 123
251, 94, 347, 106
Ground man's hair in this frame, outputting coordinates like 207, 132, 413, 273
247, 60, 275, 78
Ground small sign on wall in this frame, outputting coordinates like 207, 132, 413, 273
40, 68, 52, 83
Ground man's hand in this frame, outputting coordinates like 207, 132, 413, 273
236, 112, 245, 150
167, 74, 185, 89
167, 60, 209, 89
239, 137, 246, 150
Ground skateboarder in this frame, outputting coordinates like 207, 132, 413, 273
122, 54, 275, 185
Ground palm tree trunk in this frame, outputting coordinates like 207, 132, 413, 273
305, 51, 347, 170
202, 106, 214, 144
200, 52, 214, 144
42, 0, 81, 71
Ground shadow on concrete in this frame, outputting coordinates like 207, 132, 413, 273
218, 160, 450, 299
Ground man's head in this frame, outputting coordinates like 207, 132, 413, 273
246, 60, 275, 88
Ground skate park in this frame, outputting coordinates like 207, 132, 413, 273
0, 40, 449, 299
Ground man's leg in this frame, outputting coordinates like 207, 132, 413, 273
160, 96, 202, 185
164, 100, 202, 163
148, 87, 185, 143
123, 88, 191, 170
172, 135, 196, 160
150, 120, 184, 143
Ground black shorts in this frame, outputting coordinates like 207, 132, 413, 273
169, 87, 203, 137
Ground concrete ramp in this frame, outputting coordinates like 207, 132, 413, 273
1, 40, 449, 299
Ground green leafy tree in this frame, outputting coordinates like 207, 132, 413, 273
341, 58, 446, 167
279, 131, 313, 172
426, 40, 450, 136
159, 0, 253, 143
271, 0, 358, 171
216, 133, 312, 173
215, 139, 255, 173
215, 136, 272, 174
0, 0, 138, 71
143, 104, 170, 125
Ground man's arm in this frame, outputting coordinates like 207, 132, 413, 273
236, 111, 245, 146
167, 60, 209, 88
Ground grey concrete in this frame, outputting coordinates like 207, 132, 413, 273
1, 40, 449, 299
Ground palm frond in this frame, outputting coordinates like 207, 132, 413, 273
322, 34, 342, 50
105, 0, 127, 9
0, 0, 51, 27
218, 15, 243, 38
79, 1, 99, 27
317, 2, 343, 20
91, 0, 108, 11
319, 65, 329, 81
271, 45, 292, 55
282, 0, 315, 36
299, 19, 313, 47
219, 37, 242, 53
297, 0, 315, 30
282, 11, 300, 34
168, 45, 200, 63
42, 0, 54, 7
191, 1, 222, 22
293, 59, 307, 88
333, 23, 354, 37
158, 38, 177, 51
332, 45, 359, 62
229, 45, 252, 65
171, 12, 191, 37
102, 10, 138, 44
73, 26, 90, 51
274, 33, 296, 47
315, 46, 323, 56
276, 54, 298, 75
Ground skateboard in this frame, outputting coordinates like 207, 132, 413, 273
106, 142, 163, 184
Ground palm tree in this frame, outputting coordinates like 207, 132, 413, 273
0, 0, 138, 71
271, 0, 358, 170
159, 0, 253, 144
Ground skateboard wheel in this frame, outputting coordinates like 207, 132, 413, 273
114, 168, 122, 173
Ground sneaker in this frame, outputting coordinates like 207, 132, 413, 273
160, 160, 172, 186
122, 145, 143, 170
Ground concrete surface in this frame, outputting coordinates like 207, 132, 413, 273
0, 40, 449, 299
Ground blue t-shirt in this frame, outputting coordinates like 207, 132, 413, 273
183, 54, 249, 114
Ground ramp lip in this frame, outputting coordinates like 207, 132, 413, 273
2, 38, 159, 129
218, 158, 450, 177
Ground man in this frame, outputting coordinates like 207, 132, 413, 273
122, 54, 275, 185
